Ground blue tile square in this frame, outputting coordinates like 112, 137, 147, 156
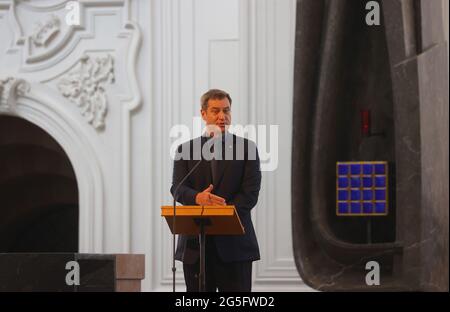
351, 202, 361, 213
338, 202, 348, 214
375, 176, 386, 187
351, 177, 361, 187
363, 190, 373, 200
375, 163, 386, 174
362, 164, 373, 174
375, 189, 386, 200
338, 177, 349, 188
338, 190, 348, 200
351, 190, 361, 200
362, 177, 373, 187
363, 202, 373, 213
338, 164, 349, 175
375, 202, 386, 213
336, 161, 389, 216
351, 164, 361, 174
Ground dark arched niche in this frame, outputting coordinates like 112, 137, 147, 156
0, 115, 79, 253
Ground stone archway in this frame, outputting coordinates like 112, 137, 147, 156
0, 115, 78, 252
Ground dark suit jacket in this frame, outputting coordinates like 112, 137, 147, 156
170, 133, 261, 264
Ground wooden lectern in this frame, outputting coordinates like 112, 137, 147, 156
161, 205, 245, 291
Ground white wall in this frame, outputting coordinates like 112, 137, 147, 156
0, 0, 310, 291
0, 0, 143, 254
149, 0, 310, 291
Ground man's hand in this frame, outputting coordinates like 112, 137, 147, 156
195, 184, 226, 206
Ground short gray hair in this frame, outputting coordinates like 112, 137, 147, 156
201, 89, 232, 111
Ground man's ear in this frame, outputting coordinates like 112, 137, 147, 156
200, 109, 207, 122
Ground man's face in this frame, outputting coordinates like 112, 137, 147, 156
201, 97, 231, 134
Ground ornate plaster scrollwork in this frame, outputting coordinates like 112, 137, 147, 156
0, 77, 30, 111
57, 54, 115, 129
31, 14, 61, 47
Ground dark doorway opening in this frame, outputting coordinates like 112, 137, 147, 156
0, 115, 78, 252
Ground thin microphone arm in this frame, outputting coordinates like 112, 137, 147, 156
171, 141, 209, 292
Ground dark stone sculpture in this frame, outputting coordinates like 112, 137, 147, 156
292, 0, 448, 291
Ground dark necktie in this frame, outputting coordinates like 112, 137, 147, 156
211, 137, 226, 187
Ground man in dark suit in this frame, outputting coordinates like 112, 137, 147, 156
170, 89, 261, 292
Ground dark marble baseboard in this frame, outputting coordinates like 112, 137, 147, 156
0, 253, 144, 292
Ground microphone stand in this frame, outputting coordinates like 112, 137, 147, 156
171, 157, 204, 292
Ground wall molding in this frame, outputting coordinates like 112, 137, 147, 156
57, 53, 114, 129
117, 20, 142, 252
0, 77, 30, 112
0, 0, 132, 71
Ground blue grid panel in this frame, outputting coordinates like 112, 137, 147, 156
351, 203, 361, 213
338, 177, 349, 188
336, 161, 388, 216
338, 164, 349, 175
338, 202, 349, 214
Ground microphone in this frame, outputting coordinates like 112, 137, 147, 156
171, 133, 213, 292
